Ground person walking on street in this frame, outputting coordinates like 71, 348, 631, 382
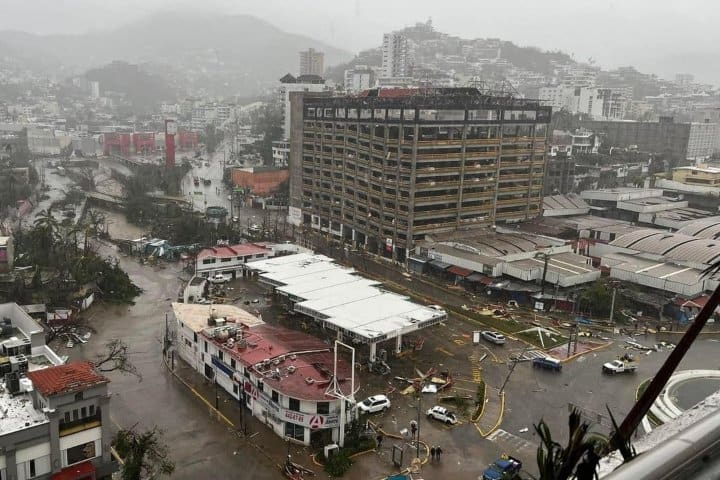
430, 446, 436, 461
376, 433, 383, 452
436, 445, 443, 460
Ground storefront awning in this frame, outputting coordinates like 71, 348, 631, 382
51, 460, 96, 480
428, 259, 452, 270
448, 265, 473, 277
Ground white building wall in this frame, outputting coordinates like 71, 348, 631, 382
279, 82, 327, 141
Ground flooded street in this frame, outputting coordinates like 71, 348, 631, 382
63, 239, 279, 479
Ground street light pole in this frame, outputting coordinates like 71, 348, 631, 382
415, 395, 421, 458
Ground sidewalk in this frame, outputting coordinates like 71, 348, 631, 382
475, 387, 505, 437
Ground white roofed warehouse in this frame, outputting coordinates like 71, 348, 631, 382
245, 253, 447, 362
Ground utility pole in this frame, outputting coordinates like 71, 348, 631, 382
415, 395, 421, 458
610, 286, 617, 324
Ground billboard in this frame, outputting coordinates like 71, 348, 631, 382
288, 206, 302, 226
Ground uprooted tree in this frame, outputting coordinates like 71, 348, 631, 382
94, 339, 142, 380
114, 425, 175, 480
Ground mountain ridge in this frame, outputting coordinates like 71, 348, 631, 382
0, 12, 353, 95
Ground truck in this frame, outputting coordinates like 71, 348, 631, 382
482, 455, 522, 480
602, 360, 637, 374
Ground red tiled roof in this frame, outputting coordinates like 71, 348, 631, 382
28, 361, 108, 397
196, 243, 271, 261
204, 324, 352, 401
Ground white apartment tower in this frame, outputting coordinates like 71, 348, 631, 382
382, 32, 410, 78
299, 48, 325, 76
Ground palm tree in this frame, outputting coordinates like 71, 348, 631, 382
32, 208, 59, 266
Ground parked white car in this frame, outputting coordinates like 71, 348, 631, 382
357, 395, 391, 414
426, 405, 458, 425
209, 273, 229, 284
482, 330, 506, 345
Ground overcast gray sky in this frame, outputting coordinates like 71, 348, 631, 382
3, 0, 720, 83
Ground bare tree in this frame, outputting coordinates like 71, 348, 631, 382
94, 339, 142, 380
114, 425, 175, 480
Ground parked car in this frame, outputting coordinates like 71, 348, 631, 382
532, 356, 562, 371
482, 330, 506, 345
482, 456, 523, 480
603, 360, 637, 374
357, 395, 391, 414
209, 273, 229, 284
426, 405, 458, 425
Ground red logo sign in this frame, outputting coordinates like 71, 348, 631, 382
308, 415, 325, 429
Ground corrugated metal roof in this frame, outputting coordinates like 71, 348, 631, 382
610, 229, 720, 265
677, 217, 720, 239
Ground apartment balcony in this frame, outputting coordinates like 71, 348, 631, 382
417, 139, 464, 146
497, 173, 532, 181
499, 161, 533, 169
413, 207, 460, 219
461, 206, 493, 215
416, 166, 462, 175
502, 136, 534, 144
415, 194, 459, 204
416, 179, 462, 189
465, 138, 500, 146
495, 210, 528, 219
461, 190, 494, 201
497, 185, 530, 193
415, 151, 464, 160
465, 151, 498, 161
412, 221, 459, 233
496, 197, 530, 207
499, 148, 534, 156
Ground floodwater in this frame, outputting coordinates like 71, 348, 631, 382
93, 208, 146, 240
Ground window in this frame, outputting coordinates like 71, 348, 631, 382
81, 407, 87, 418
73, 410, 79, 421
218, 351, 223, 361
202, 258, 215, 264
255, 253, 265, 258
64, 412, 70, 424
89, 405, 95, 416
284, 422, 304, 441
220, 258, 231, 263
257, 380, 263, 392
74, 392, 83, 401
29, 460, 35, 478
272, 390, 279, 403
193, 332, 198, 343
317, 402, 329, 414
289, 398, 300, 412
204, 341, 208, 353
232, 384, 239, 394
231, 358, 236, 369
66, 441, 97, 466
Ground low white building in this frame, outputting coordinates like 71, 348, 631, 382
171, 303, 354, 447
195, 244, 272, 279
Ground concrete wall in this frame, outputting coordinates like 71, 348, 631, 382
231, 168, 289, 196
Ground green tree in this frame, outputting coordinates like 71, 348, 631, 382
579, 281, 616, 318
114, 426, 175, 480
